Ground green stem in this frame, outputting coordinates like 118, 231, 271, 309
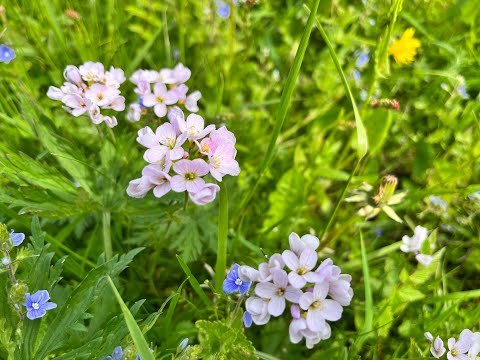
102, 211, 113, 261
215, 182, 229, 290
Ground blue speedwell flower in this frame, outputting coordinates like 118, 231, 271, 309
0, 44, 16, 64
243, 311, 253, 328
468, 191, 480, 202
355, 50, 370, 68
429, 196, 447, 210
10, 231, 25, 247
216, 1, 230, 18
105, 346, 124, 360
223, 263, 251, 294
23, 290, 57, 320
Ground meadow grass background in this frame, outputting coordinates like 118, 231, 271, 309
1, 0, 480, 359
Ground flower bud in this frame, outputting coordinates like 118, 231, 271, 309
374, 175, 398, 204
9, 282, 28, 308
63, 65, 82, 85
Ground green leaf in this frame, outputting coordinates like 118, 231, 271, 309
107, 277, 154, 360
176, 255, 210, 306
196, 320, 257, 360
33, 249, 143, 359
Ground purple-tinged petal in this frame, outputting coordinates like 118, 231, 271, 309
153, 183, 171, 198
299, 292, 315, 310
299, 248, 318, 270
170, 175, 186, 192
320, 299, 343, 321
255, 282, 276, 299
288, 271, 306, 289
282, 250, 299, 271
185, 177, 205, 193
268, 296, 286, 317
313, 282, 329, 300
272, 269, 288, 288
306, 309, 326, 332
153, 103, 168, 117
285, 286, 302, 303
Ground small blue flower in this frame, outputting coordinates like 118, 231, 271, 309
355, 50, 370, 68
373, 228, 384, 237
138, 97, 146, 108
216, 1, 230, 18
243, 311, 252, 328
223, 263, 251, 294
105, 346, 124, 360
23, 290, 57, 320
429, 196, 447, 210
353, 69, 361, 84
10, 231, 25, 247
457, 84, 469, 99
177, 338, 189, 353
0, 44, 16, 64
468, 191, 480, 202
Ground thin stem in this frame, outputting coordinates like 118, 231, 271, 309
320, 159, 361, 244
102, 211, 113, 261
215, 182, 229, 290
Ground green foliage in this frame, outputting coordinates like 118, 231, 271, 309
196, 320, 257, 360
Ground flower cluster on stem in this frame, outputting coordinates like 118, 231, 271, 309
224, 232, 353, 349
127, 63, 201, 122
47, 62, 126, 128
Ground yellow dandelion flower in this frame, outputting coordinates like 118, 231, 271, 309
388, 28, 421, 65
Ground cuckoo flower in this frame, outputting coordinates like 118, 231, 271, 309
245, 296, 270, 325
328, 274, 353, 306
254, 269, 302, 316
288, 232, 320, 256
144, 123, 188, 163
178, 113, 215, 141
189, 183, 220, 205
424, 332, 446, 359
185, 91, 202, 112
208, 143, 240, 182
24, 290, 57, 320
257, 253, 285, 282
170, 159, 209, 193
400, 226, 428, 254
282, 248, 321, 288
447, 329, 473, 360
142, 83, 178, 117
141, 164, 172, 198
299, 282, 343, 332
160, 63, 191, 85
79, 61, 105, 82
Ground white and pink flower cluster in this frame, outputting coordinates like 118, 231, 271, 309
47, 62, 126, 128
126, 107, 240, 205
425, 329, 480, 359
127, 63, 202, 122
237, 232, 353, 349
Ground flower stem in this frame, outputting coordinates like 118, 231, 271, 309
102, 211, 113, 261
215, 182, 229, 291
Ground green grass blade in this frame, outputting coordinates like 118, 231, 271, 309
215, 182, 229, 290
176, 255, 211, 306
360, 230, 373, 333
236, 0, 322, 217
162, 277, 189, 338
306, 5, 368, 159
107, 277, 154, 360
